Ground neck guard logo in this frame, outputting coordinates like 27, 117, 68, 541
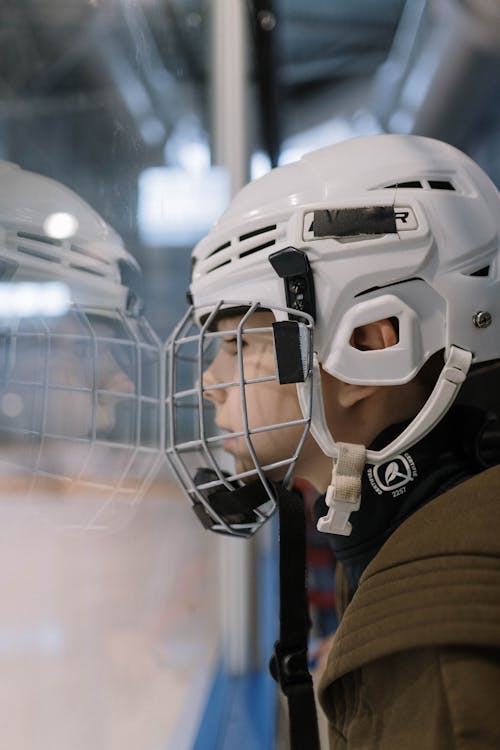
368, 453, 418, 497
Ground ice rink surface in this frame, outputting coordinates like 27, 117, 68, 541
0, 474, 218, 750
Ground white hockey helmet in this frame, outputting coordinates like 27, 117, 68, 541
166, 134, 500, 536
0, 163, 162, 532
0, 161, 139, 313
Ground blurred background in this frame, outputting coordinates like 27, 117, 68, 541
0, 0, 499, 748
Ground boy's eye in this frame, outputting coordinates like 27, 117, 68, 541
222, 336, 247, 353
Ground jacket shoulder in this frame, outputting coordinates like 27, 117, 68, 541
321, 646, 500, 750
322, 466, 500, 683
366, 463, 500, 569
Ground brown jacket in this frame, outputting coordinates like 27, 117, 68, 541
318, 464, 500, 749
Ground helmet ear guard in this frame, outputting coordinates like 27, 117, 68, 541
322, 279, 447, 386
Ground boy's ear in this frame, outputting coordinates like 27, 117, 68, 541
336, 319, 398, 408
350, 318, 398, 352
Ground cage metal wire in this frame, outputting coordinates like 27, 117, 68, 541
0, 305, 163, 533
0, 298, 315, 537
164, 301, 314, 537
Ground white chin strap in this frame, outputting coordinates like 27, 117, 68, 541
297, 346, 472, 536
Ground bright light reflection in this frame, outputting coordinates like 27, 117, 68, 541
43, 212, 79, 240
251, 151, 271, 180
0, 282, 71, 317
138, 166, 230, 247
177, 141, 210, 173
1, 393, 24, 419
279, 117, 356, 165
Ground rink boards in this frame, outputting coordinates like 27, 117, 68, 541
0, 476, 219, 750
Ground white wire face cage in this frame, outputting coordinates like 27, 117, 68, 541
165, 301, 314, 538
0, 306, 162, 533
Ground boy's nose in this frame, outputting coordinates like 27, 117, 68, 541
95, 369, 135, 433
201, 366, 226, 404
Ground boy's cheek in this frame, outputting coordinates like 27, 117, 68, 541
243, 353, 276, 377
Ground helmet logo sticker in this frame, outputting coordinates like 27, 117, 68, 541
367, 453, 418, 498
302, 206, 417, 241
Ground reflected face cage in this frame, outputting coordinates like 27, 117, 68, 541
165, 301, 314, 538
0, 306, 162, 533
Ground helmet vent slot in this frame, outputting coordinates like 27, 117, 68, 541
239, 224, 277, 241
239, 239, 275, 259
17, 245, 61, 263
208, 241, 230, 258
428, 180, 454, 190
383, 179, 455, 191
17, 231, 62, 247
71, 243, 111, 265
468, 266, 490, 278
210, 259, 231, 272
69, 263, 107, 277
385, 181, 423, 189
202, 224, 280, 274
238, 224, 278, 259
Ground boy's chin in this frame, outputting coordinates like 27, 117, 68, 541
235, 456, 288, 484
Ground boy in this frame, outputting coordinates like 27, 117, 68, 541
166, 134, 500, 748
0, 161, 162, 530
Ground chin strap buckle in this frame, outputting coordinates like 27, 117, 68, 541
317, 442, 366, 536
269, 641, 311, 695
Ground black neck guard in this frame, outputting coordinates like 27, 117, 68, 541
316, 405, 499, 591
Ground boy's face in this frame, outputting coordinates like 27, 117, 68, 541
2, 317, 135, 440
202, 310, 310, 480
46, 336, 134, 437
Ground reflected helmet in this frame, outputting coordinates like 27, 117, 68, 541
166, 134, 500, 536
0, 161, 139, 313
0, 163, 162, 532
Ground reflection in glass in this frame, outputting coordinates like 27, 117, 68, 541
0, 308, 162, 533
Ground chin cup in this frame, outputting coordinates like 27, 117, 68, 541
192, 468, 275, 537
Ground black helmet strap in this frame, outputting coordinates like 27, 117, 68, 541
270, 484, 321, 750
192, 470, 321, 746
